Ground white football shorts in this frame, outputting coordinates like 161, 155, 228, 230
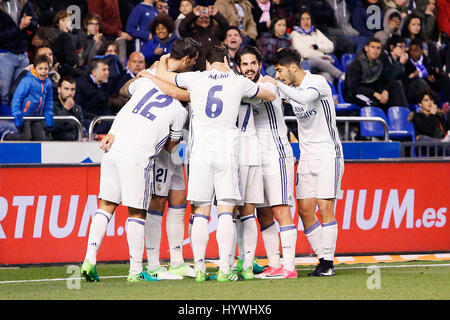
255, 156, 295, 208
152, 149, 186, 197
296, 157, 344, 199
187, 152, 242, 204
98, 149, 153, 210
236, 165, 264, 206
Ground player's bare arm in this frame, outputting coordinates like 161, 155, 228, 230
137, 70, 190, 102
156, 54, 178, 87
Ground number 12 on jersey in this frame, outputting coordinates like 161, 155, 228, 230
133, 87, 173, 120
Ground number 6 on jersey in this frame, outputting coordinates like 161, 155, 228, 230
205, 85, 223, 118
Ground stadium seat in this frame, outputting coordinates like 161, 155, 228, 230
335, 79, 361, 115
387, 106, 416, 141
0, 104, 12, 116
360, 106, 389, 139
341, 53, 355, 72
329, 54, 343, 72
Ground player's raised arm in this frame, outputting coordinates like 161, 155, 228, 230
156, 54, 178, 87
262, 75, 320, 105
255, 83, 276, 102
137, 70, 190, 102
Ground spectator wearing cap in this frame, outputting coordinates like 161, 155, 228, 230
374, 8, 403, 45
126, 0, 159, 52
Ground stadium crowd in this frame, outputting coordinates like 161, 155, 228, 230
0, 0, 449, 142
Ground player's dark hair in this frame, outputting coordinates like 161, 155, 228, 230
273, 48, 302, 68
206, 45, 229, 64
170, 37, 200, 59
235, 45, 262, 65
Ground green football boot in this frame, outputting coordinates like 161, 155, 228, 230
216, 269, 239, 282
239, 266, 254, 280
195, 270, 208, 282
252, 258, 267, 274
80, 260, 99, 282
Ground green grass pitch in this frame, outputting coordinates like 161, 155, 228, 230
0, 260, 449, 300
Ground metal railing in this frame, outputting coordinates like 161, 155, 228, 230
401, 141, 450, 157
87, 115, 390, 142
0, 116, 83, 141
284, 116, 390, 141
88, 116, 116, 141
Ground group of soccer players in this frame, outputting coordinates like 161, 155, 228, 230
80, 37, 344, 283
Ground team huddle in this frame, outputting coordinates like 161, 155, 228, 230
80, 37, 344, 283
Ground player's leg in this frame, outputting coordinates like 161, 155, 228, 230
216, 201, 239, 282
272, 204, 297, 278
238, 203, 258, 279
166, 188, 196, 277
81, 199, 117, 282
317, 198, 338, 275
190, 203, 211, 281
145, 195, 167, 272
127, 207, 160, 282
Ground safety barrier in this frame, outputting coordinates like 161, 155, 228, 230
0, 116, 83, 141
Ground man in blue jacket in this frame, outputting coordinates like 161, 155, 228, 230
0, 0, 38, 106
126, 0, 159, 52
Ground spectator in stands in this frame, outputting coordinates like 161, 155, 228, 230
114, 51, 146, 93
51, 10, 81, 78
380, 35, 409, 83
436, 0, 450, 38
270, 0, 294, 31
345, 37, 409, 110
0, 0, 38, 107
142, 14, 177, 66
404, 39, 450, 104
78, 13, 106, 68
126, 0, 159, 53
249, 0, 272, 35
74, 58, 113, 134
214, 0, 258, 44
30, 0, 87, 27
290, 10, 344, 83
223, 26, 243, 72
156, 0, 170, 15
49, 75, 84, 141
326, 0, 359, 37
87, 0, 133, 42
9, 46, 60, 103
383, 0, 410, 19
4, 55, 54, 141
350, 0, 385, 38
174, 0, 194, 38
408, 89, 450, 143
178, 5, 229, 70
257, 15, 291, 77
412, 0, 438, 41
374, 9, 403, 45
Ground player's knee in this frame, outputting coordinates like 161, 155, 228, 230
149, 195, 167, 212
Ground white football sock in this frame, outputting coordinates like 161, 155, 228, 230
241, 214, 258, 270
85, 209, 112, 265
261, 222, 281, 268
322, 220, 338, 262
235, 216, 244, 260
191, 214, 209, 273
304, 220, 324, 260
188, 212, 195, 243
229, 219, 237, 269
166, 204, 186, 267
145, 210, 163, 271
127, 217, 146, 275
216, 212, 234, 274
279, 224, 297, 271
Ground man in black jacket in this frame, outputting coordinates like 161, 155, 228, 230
0, 0, 38, 106
74, 58, 112, 134
344, 37, 408, 112
49, 75, 84, 141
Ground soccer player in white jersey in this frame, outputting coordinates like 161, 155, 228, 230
227, 46, 266, 281
80, 72, 188, 282
262, 48, 344, 276
156, 46, 276, 282
236, 46, 298, 280
124, 39, 199, 280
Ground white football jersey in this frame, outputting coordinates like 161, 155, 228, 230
251, 82, 293, 159
109, 78, 188, 167
175, 69, 259, 156
277, 71, 343, 160
238, 101, 260, 165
